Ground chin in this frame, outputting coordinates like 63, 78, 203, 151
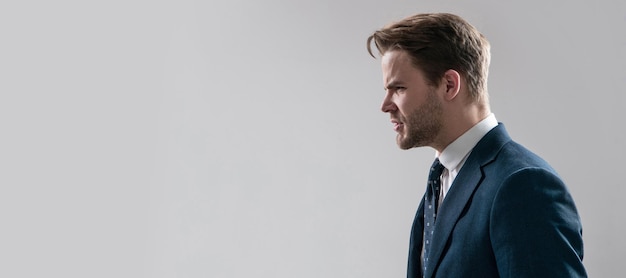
397, 134, 428, 150
396, 136, 415, 150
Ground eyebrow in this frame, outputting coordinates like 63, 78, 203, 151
384, 81, 403, 91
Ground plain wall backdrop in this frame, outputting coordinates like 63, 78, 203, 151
1, 0, 624, 277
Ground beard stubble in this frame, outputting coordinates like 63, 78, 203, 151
397, 89, 443, 150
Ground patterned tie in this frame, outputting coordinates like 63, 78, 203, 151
423, 158, 445, 275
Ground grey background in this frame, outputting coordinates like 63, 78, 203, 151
1, 0, 624, 277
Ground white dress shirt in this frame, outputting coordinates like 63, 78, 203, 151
436, 114, 498, 206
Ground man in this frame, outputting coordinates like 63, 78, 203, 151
367, 13, 586, 277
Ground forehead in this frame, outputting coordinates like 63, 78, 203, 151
381, 50, 425, 84
381, 50, 411, 70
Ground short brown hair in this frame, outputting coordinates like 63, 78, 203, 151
367, 13, 491, 103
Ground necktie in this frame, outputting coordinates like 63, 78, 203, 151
423, 158, 445, 275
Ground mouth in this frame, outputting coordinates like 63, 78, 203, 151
391, 119, 404, 132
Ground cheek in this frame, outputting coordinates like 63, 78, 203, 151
397, 97, 415, 114
394, 95, 408, 110
400, 92, 429, 113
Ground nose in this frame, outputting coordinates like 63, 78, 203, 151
380, 93, 396, 113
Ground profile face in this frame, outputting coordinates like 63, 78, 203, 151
380, 50, 443, 150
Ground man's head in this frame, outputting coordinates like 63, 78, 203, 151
368, 13, 492, 151
368, 13, 491, 104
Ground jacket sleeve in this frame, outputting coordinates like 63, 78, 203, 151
490, 167, 587, 277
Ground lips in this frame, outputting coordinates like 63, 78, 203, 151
391, 119, 404, 132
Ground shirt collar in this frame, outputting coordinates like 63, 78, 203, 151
437, 113, 498, 171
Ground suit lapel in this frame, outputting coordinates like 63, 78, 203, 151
424, 124, 511, 277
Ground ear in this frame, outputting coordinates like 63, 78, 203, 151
442, 69, 461, 101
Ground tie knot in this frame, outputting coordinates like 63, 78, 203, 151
430, 158, 446, 178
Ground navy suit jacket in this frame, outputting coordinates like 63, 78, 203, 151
407, 124, 586, 278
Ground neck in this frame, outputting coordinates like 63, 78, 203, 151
432, 104, 490, 153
